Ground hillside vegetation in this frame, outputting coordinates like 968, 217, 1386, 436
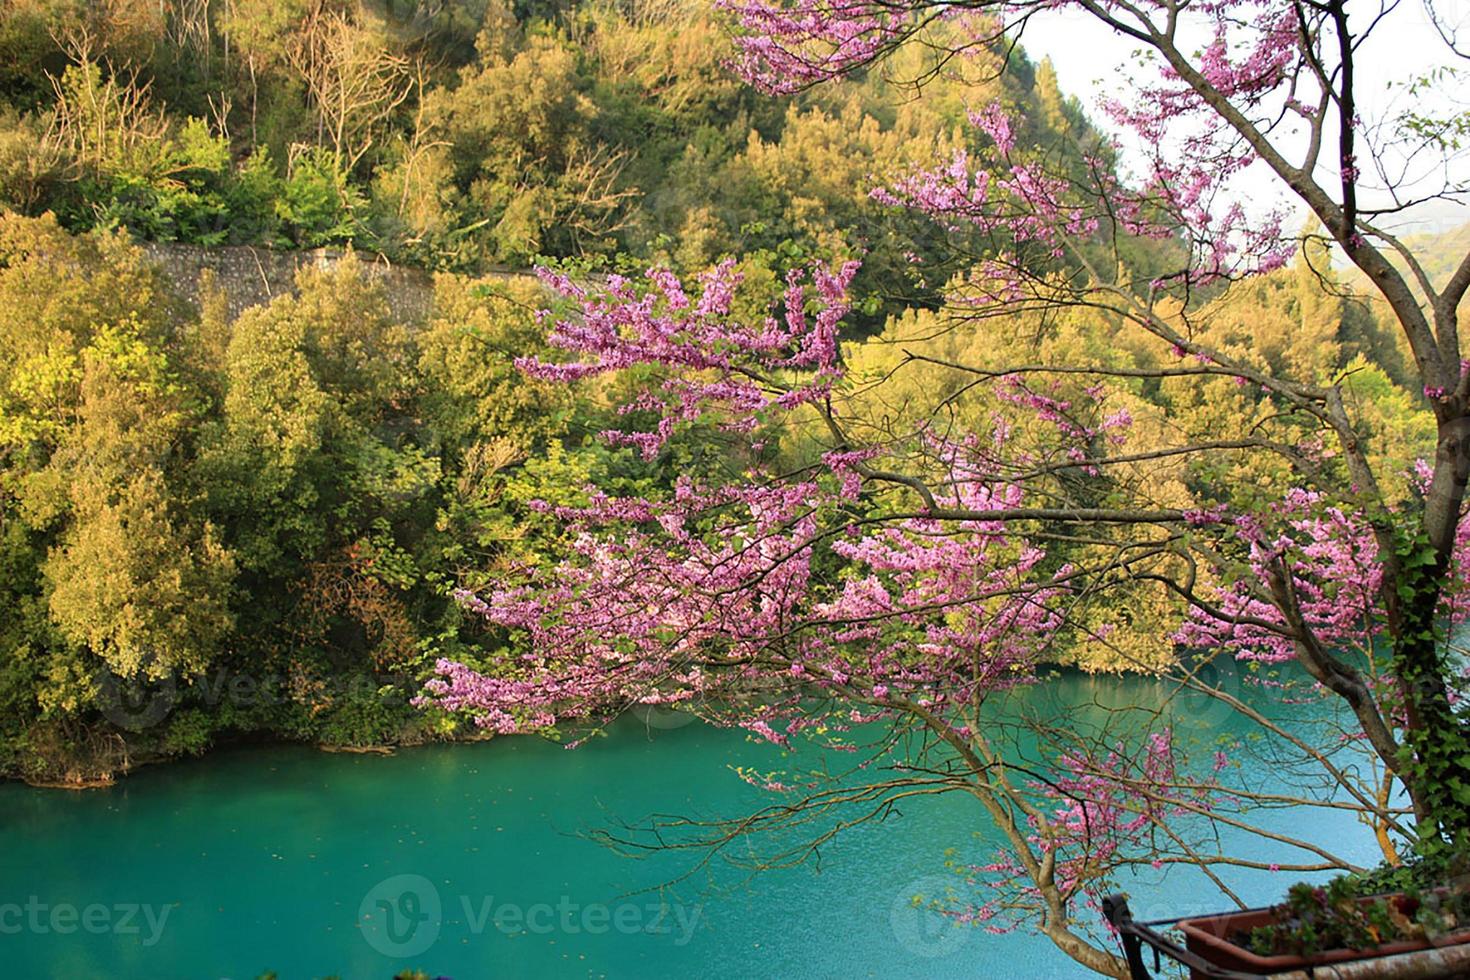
0, 0, 1436, 782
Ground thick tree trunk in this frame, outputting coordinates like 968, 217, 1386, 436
1387, 417, 1470, 844
1391, 596, 1470, 844
1042, 922, 1129, 979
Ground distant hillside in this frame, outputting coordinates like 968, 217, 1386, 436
0, 0, 1121, 332
1398, 220, 1470, 293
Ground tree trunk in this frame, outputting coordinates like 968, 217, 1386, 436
1389, 417, 1470, 845
1043, 922, 1129, 979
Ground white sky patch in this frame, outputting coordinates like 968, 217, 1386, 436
1018, 0, 1470, 235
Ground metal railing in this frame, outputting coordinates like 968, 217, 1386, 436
1102, 894, 1269, 980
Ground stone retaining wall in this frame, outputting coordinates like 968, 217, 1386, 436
138, 243, 438, 323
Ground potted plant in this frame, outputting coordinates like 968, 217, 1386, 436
1176, 874, 1470, 975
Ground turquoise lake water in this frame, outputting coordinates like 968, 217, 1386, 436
0, 673, 1387, 978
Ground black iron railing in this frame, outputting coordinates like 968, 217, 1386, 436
1101, 894, 1268, 980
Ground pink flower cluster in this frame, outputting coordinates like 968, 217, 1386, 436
722, 0, 1301, 282
518, 259, 858, 459
419, 266, 1066, 738
1176, 488, 1470, 662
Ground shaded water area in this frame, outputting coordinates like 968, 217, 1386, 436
0, 672, 1387, 978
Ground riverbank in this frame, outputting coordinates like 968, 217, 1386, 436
3, 661, 1187, 790
10, 724, 484, 791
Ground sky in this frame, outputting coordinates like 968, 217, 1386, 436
1019, 0, 1470, 236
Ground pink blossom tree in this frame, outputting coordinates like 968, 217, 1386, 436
422, 2, 1470, 975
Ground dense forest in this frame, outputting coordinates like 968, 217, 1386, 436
0, 0, 1450, 783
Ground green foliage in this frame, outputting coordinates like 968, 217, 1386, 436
0, 0, 1126, 300
1398, 67, 1470, 153
0, 215, 234, 772
159, 708, 217, 756
274, 147, 369, 247
1244, 869, 1470, 958
1386, 520, 1470, 846
0, 218, 614, 778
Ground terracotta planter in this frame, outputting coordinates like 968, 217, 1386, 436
1176, 893, 1470, 976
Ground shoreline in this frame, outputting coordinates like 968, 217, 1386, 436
9, 661, 1166, 791
11, 727, 503, 791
